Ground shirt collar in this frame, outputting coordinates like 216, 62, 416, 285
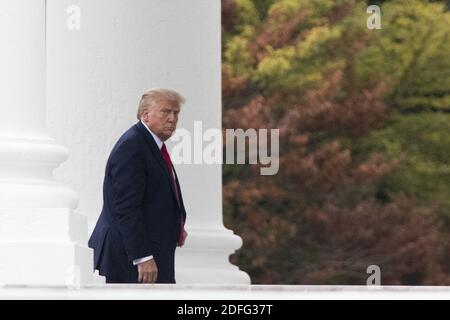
140, 120, 163, 150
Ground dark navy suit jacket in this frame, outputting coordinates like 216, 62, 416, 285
88, 121, 187, 283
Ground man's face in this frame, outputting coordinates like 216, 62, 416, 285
142, 99, 180, 141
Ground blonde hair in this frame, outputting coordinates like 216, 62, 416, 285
137, 87, 186, 119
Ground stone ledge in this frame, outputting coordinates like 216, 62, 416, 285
1, 285, 448, 300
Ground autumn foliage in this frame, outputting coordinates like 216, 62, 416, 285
222, 0, 450, 284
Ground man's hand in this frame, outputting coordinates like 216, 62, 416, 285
177, 228, 188, 247
137, 258, 158, 283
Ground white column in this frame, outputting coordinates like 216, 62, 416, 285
45, 0, 250, 284
173, 1, 250, 284
0, 0, 93, 285
173, 24, 251, 282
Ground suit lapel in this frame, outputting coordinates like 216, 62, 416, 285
134, 122, 180, 207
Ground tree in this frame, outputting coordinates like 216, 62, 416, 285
354, 0, 450, 216
222, 0, 450, 284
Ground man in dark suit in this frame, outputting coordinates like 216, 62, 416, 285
88, 88, 188, 284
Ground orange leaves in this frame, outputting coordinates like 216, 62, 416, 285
221, 0, 449, 285
248, 10, 308, 62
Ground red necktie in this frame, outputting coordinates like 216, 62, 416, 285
161, 143, 180, 204
161, 143, 185, 243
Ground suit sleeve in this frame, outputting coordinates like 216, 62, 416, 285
109, 140, 153, 262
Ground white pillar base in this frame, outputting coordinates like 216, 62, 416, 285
176, 228, 251, 284
0, 208, 97, 286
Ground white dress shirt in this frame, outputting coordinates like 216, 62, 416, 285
132, 121, 164, 266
